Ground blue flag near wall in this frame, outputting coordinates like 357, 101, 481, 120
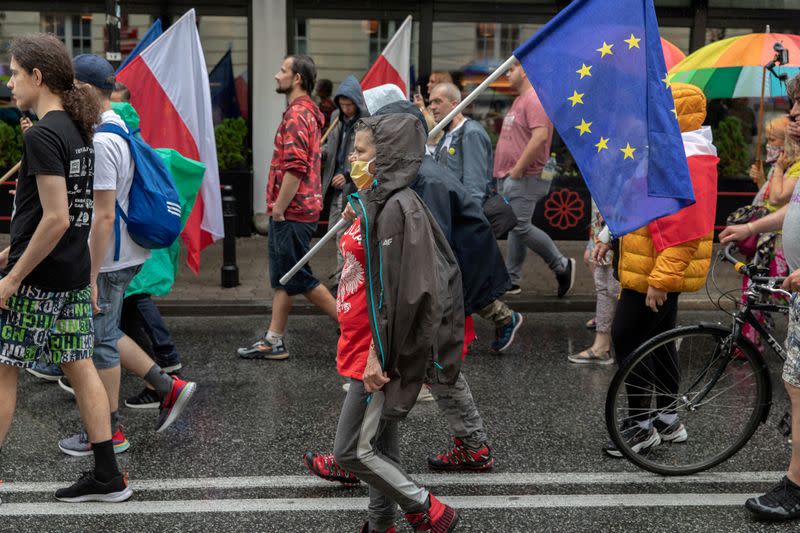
209, 48, 241, 125
117, 19, 163, 74
514, 0, 695, 237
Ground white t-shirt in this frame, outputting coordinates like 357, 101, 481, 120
93, 110, 151, 272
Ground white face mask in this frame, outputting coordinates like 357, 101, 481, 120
766, 144, 782, 165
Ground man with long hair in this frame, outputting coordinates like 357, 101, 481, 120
0, 34, 131, 503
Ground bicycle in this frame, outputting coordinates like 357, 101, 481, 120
604, 242, 791, 475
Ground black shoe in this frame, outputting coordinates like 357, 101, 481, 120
58, 377, 75, 396
505, 284, 522, 295
604, 421, 661, 458
54, 471, 133, 503
556, 258, 576, 298
746, 476, 800, 521
125, 387, 161, 409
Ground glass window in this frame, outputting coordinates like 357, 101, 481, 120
432, 22, 542, 146
295, 20, 308, 55
196, 15, 249, 120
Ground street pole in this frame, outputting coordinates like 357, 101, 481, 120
105, 0, 122, 68
279, 54, 517, 285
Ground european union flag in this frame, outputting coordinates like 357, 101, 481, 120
514, 0, 695, 237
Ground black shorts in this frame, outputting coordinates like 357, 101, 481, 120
268, 218, 320, 296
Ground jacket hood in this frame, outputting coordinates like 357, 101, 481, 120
334, 75, 368, 119
373, 100, 429, 135
291, 94, 324, 128
358, 114, 426, 204
672, 82, 706, 133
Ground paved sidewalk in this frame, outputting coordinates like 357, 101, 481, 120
0, 233, 741, 315
155, 235, 741, 316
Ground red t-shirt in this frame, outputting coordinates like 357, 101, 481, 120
336, 219, 372, 379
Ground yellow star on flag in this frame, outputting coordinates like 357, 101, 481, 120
575, 119, 592, 136
595, 137, 610, 153
576, 64, 592, 79
624, 34, 641, 49
567, 90, 585, 107
620, 143, 636, 160
671, 108, 678, 119
663, 75, 672, 89
596, 41, 614, 58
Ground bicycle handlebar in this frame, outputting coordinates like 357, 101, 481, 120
721, 242, 787, 288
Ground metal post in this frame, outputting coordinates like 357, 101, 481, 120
105, 0, 122, 67
221, 185, 240, 288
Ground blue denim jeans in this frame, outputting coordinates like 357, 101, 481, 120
93, 265, 141, 369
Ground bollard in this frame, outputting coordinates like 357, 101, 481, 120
221, 184, 240, 288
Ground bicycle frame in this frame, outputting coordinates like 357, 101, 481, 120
678, 289, 787, 411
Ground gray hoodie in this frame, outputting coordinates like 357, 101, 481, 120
348, 113, 464, 420
321, 75, 368, 198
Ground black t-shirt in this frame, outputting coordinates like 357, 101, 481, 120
4, 110, 93, 291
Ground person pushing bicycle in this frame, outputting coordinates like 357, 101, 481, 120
719, 74, 800, 523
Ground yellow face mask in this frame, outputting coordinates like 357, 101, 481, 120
350, 158, 375, 190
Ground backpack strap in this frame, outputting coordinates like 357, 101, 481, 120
97, 122, 131, 262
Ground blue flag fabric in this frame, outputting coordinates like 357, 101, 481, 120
117, 19, 163, 74
209, 49, 241, 125
514, 0, 695, 237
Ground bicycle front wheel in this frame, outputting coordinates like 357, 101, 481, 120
605, 324, 770, 475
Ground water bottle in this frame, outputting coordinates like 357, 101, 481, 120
541, 152, 557, 181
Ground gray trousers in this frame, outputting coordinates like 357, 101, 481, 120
501, 176, 566, 284
334, 379, 428, 531
428, 371, 488, 450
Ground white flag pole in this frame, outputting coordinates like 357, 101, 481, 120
428, 54, 516, 139
280, 54, 517, 285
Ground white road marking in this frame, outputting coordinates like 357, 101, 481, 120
0, 471, 784, 493
0, 493, 760, 516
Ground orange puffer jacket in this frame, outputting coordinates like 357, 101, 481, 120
618, 227, 713, 294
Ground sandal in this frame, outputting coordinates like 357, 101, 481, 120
585, 318, 597, 330
567, 348, 614, 365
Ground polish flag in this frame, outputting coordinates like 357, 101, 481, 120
648, 127, 719, 251
361, 16, 412, 96
117, 9, 224, 273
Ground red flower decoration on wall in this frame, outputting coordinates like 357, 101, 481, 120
544, 188, 585, 230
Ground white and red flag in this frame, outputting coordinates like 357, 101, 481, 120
117, 9, 224, 273
360, 15, 412, 96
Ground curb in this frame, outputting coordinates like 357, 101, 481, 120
155, 297, 724, 317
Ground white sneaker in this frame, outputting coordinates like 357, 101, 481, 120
417, 385, 434, 403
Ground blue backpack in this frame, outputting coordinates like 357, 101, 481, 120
95, 122, 182, 260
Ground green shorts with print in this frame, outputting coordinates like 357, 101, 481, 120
0, 284, 94, 369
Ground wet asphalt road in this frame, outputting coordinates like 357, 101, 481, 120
1, 310, 798, 532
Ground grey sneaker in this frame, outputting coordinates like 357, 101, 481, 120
58, 428, 130, 457
237, 336, 289, 360
26, 361, 63, 382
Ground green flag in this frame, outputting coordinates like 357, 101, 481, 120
111, 103, 206, 297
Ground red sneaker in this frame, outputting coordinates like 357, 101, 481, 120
359, 522, 397, 533
405, 494, 459, 532
427, 437, 494, 471
155, 376, 197, 433
303, 452, 360, 485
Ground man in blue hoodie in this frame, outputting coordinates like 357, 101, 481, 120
321, 75, 368, 285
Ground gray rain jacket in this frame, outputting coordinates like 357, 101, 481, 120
321, 75, 368, 198
348, 114, 464, 420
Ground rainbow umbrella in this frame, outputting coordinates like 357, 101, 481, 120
661, 38, 686, 71
668, 32, 800, 99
